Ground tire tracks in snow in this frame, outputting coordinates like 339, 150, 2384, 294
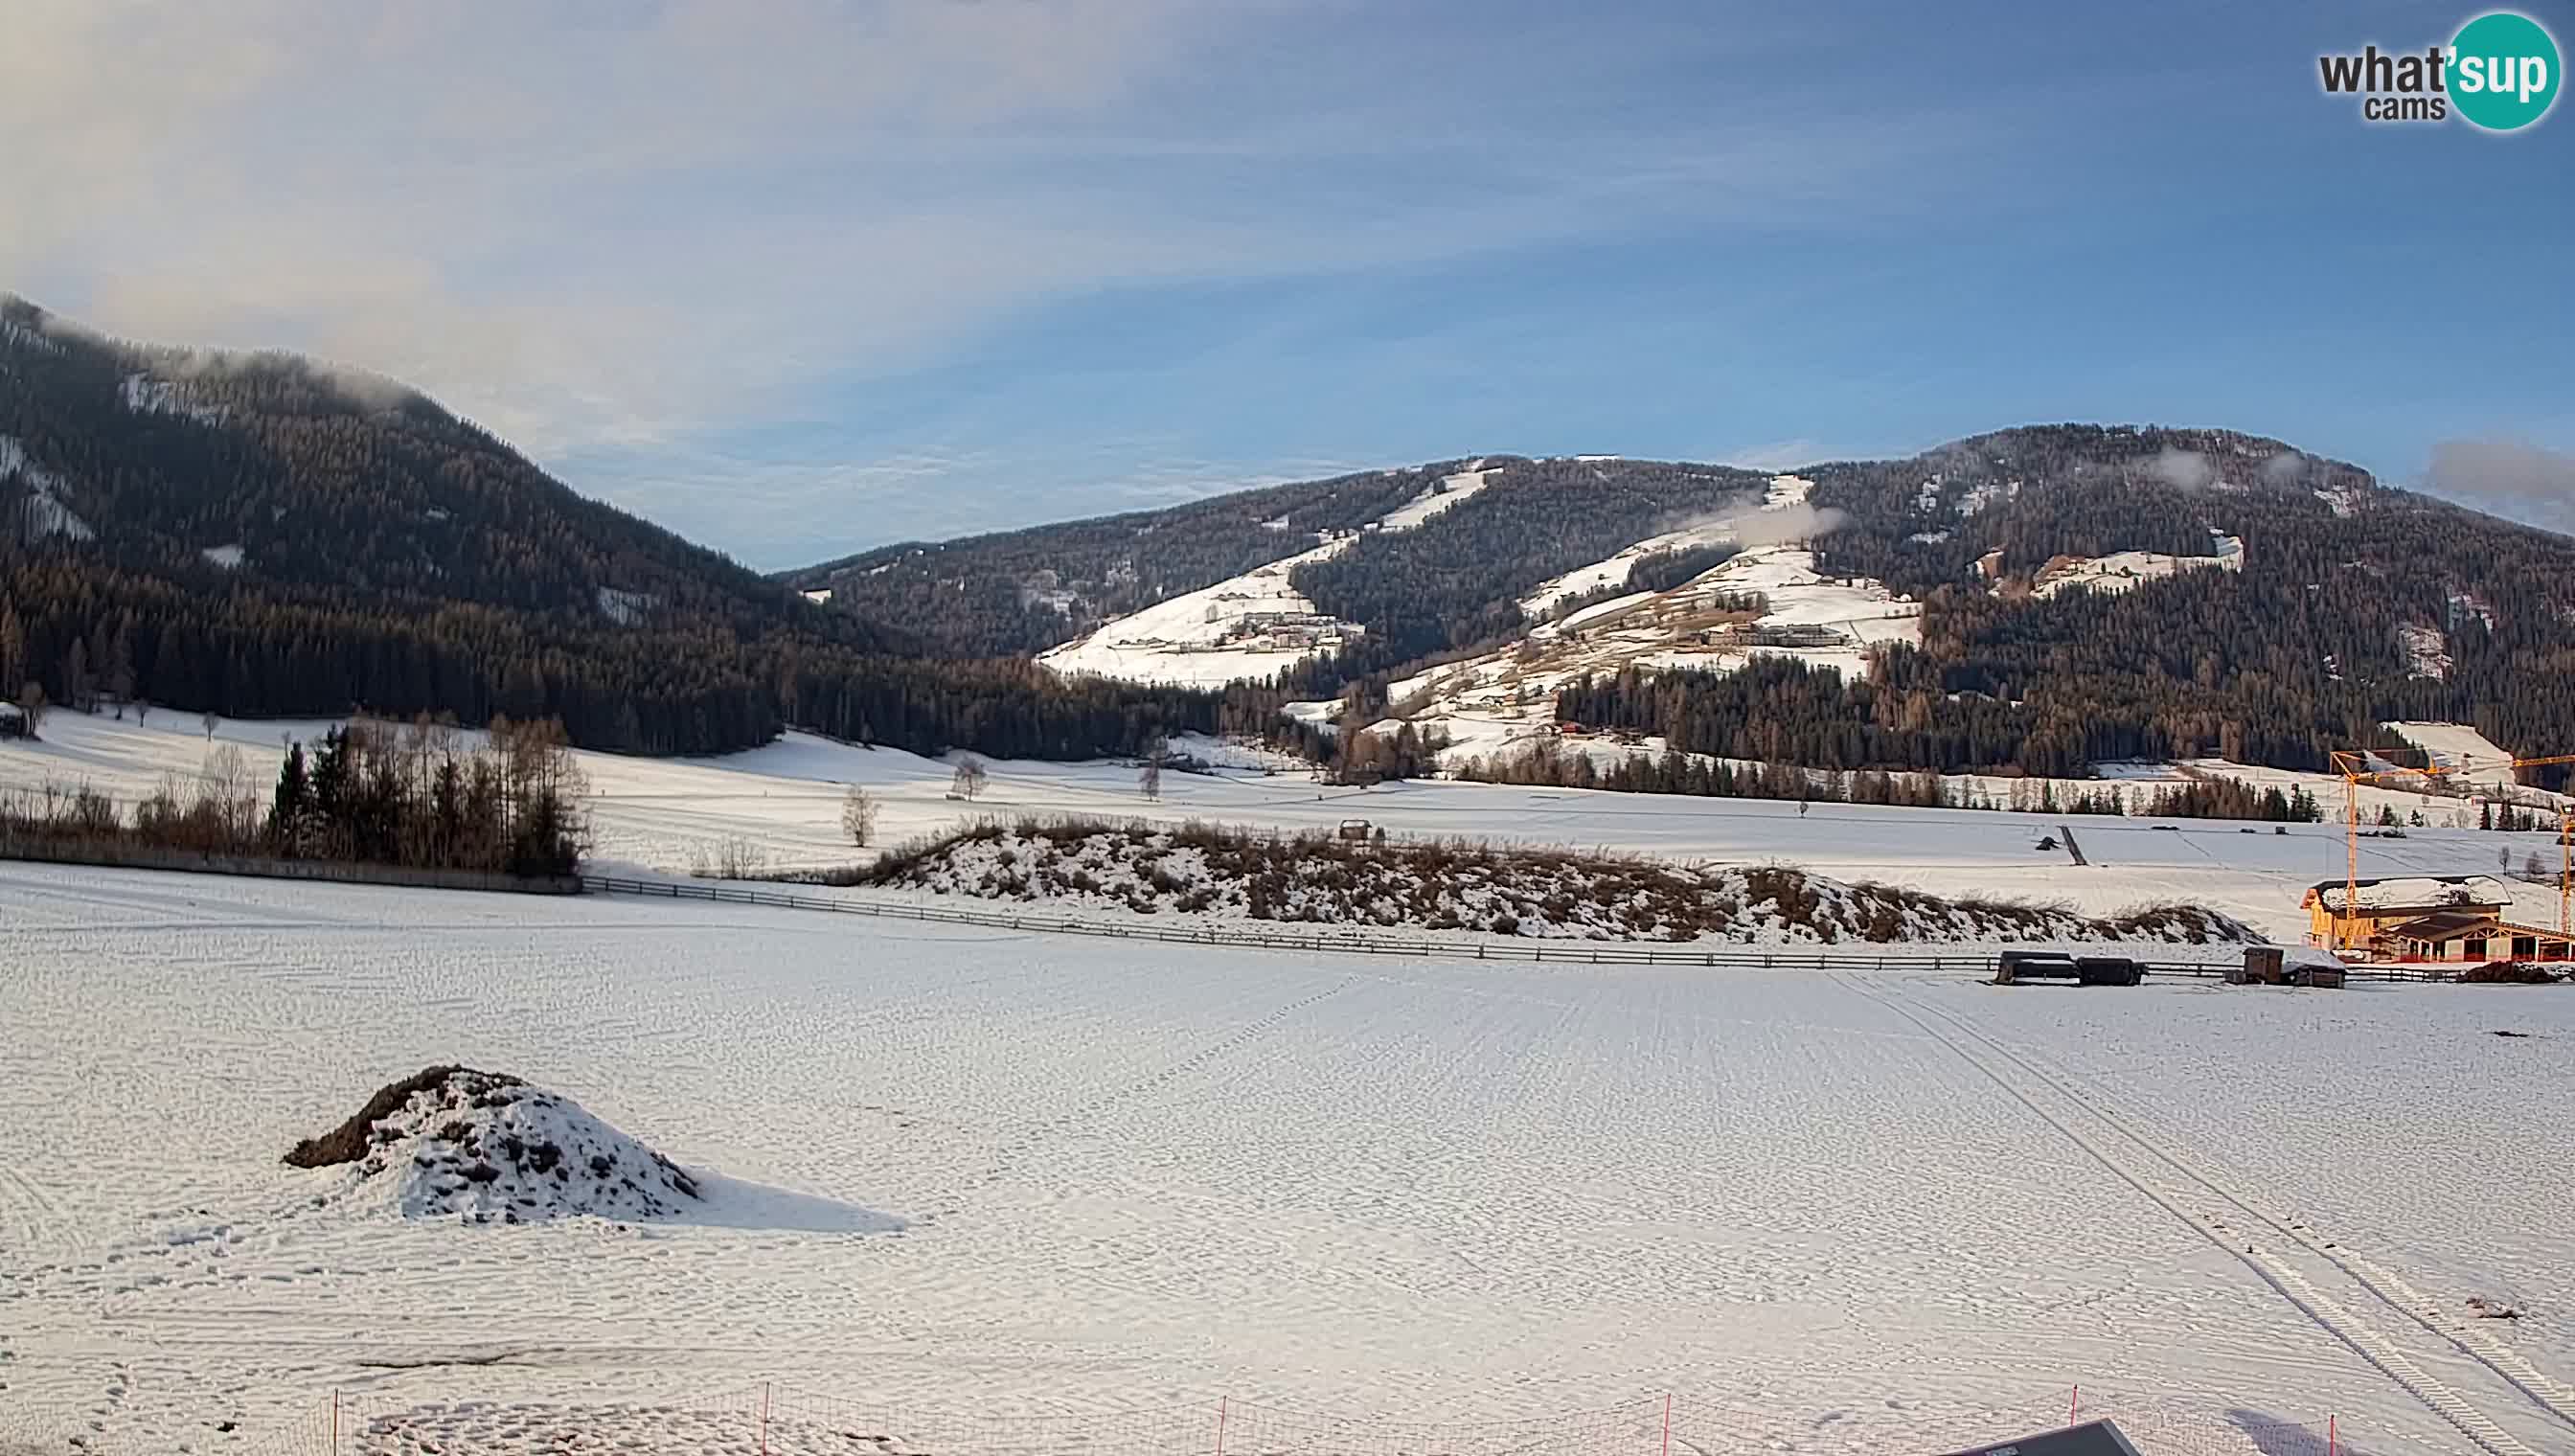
929, 974, 1359, 1220
1868, 980, 2575, 1439
0, 1163, 75, 1270
1842, 975, 2557, 1456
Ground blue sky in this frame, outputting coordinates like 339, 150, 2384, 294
9, 0, 2572, 566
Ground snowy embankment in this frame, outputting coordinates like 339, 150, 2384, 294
867, 820, 2254, 944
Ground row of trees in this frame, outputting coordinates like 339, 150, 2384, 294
265, 717, 587, 875
1450, 736, 2336, 824
0, 715, 589, 876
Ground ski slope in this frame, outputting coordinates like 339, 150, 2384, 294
1038, 467, 1493, 688
1034, 535, 1363, 688
4, 863, 2570, 1455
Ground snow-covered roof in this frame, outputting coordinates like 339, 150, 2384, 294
2302, 875, 2510, 912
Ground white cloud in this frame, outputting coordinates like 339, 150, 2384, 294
2145, 446, 2214, 491
4, 1, 1974, 556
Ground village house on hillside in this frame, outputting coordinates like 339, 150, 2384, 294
2302, 875, 2571, 962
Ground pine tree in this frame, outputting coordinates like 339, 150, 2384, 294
0, 600, 21, 699
267, 744, 313, 855
64, 637, 91, 713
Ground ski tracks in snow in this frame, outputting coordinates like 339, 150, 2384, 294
1848, 975, 2571, 1456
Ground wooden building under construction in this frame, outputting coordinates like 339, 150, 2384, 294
2301, 875, 2571, 961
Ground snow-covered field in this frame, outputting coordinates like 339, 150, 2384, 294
2027, 532, 2245, 599
4, 711, 2565, 944
4, 863, 2570, 1456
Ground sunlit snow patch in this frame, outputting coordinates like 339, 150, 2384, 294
121, 372, 228, 425
597, 586, 657, 626
1376, 467, 1496, 531
0, 434, 95, 540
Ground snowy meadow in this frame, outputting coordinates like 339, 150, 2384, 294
4, 710, 2566, 945
5, 862, 2572, 1455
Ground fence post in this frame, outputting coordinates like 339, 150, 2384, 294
2067, 1385, 2078, 1425
331, 1390, 340, 1455
1215, 1396, 1228, 1456
1660, 1392, 1672, 1456
761, 1380, 771, 1456
2327, 1414, 2336, 1456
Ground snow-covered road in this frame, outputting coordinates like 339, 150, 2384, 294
5, 864, 2569, 1453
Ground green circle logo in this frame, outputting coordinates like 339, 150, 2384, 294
2450, 11, 2561, 130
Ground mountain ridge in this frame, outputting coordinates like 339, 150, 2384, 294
0, 296, 1210, 760
787, 427, 2575, 782
10, 295, 2569, 780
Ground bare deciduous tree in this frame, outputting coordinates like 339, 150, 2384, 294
951, 755, 989, 802
202, 708, 221, 740
840, 784, 881, 847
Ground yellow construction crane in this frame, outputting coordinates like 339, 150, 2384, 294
2328, 748, 2575, 952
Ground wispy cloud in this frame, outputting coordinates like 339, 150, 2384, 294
2145, 446, 2215, 491
2425, 437, 2575, 535
4, 1, 1983, 557
1720, 438, 1835, 472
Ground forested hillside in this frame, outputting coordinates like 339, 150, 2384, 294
1291, 459, 1774, 674
0, 296, 1207, 759
786, 467, 1439, 656
1792, 425, 2575, 778
791, 424, 2575, 785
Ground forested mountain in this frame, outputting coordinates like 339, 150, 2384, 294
1790, 425, 2575, 779
0, 296, 1208, 758
12, 290, 2565, 783
788, 426, 2575, 785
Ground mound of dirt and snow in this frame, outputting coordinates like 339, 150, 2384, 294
285, 1067, 701, 1222
868, 819, 2254, 945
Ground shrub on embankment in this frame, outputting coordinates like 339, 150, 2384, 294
864, 816, 2255, 945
